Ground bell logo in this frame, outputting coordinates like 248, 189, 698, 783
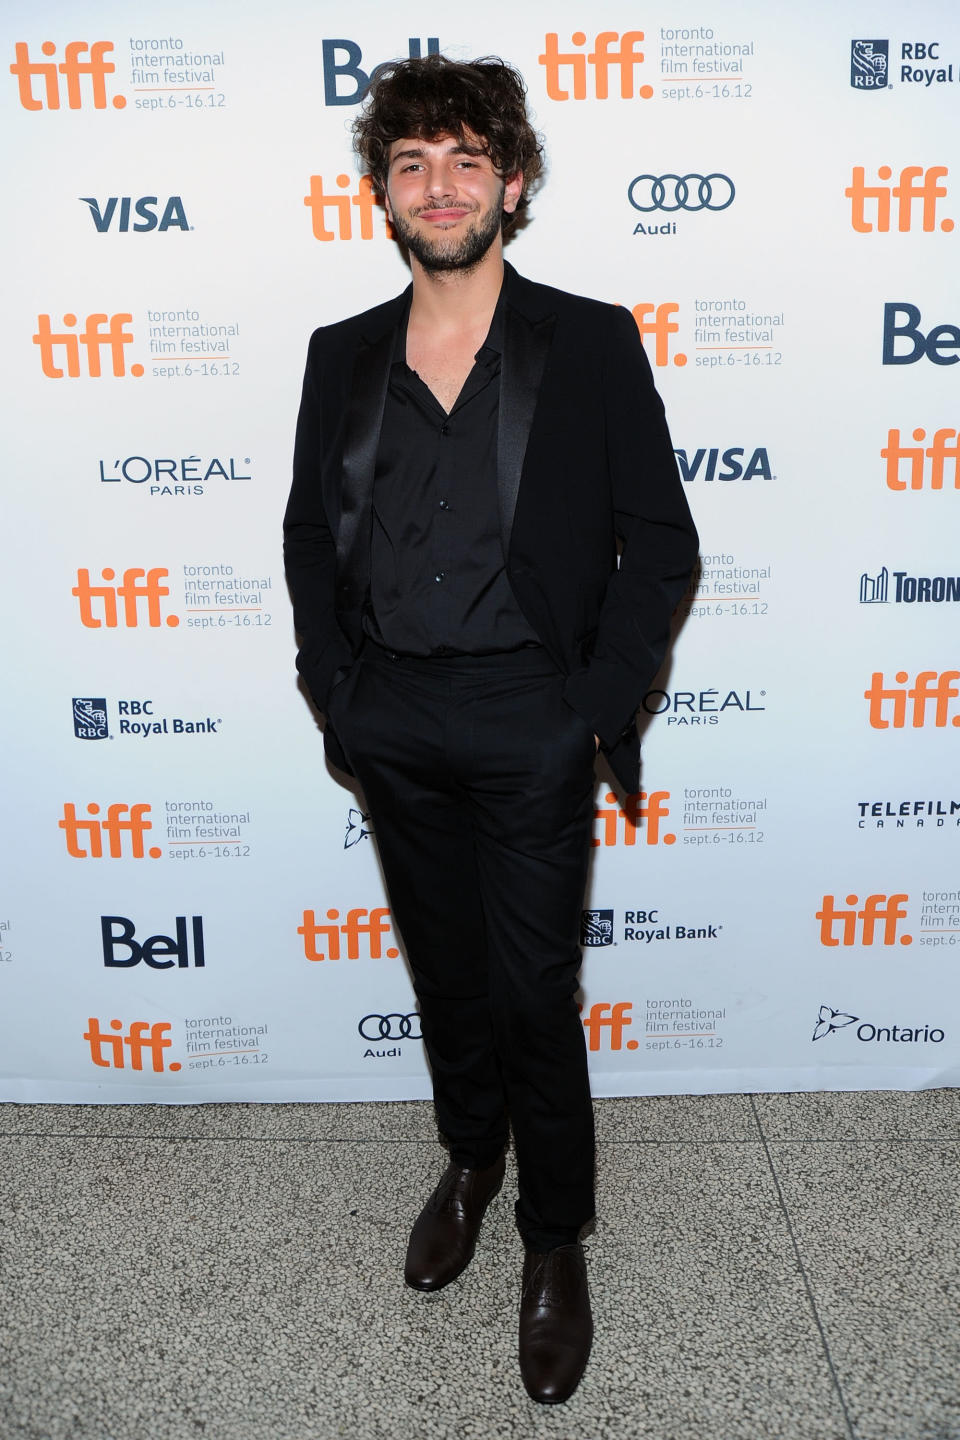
580, 1001, 637, 1050
10, 40, 125, 110
593, 791, 676, 847
321, 36, 439, 106
84, 1019, 180, 1071
864, 671, 960, 729
847, 167, 952, 233
816, 894, 911, 947
60, 803, 161, 859
539, 32, 652, 100
101, 915, 205, 969
33, 313, 142, 378
73, 568, 179, 628
303, 174, 391, 242
298, 907, 399, 961
882, 303, 960, 366
882, 429, 960, 491
630, 303, 686, 367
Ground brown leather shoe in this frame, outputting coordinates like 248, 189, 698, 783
404, 1155, 506, 1291
519, 1242, 593, 1403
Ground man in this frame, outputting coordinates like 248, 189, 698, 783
284, 54, 697, 1403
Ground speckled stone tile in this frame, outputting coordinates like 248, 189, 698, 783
0, 1097, 439, 1141
0, 1135, 847, 1440
0, 1093, 759, 1146
592, 1092, 758, 1142
753, 1088, 960, 1142
769, 1141, 960, 1440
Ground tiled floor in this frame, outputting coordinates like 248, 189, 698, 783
1, 1091, 958, 1440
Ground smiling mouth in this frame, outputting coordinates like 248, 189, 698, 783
417, 207, 473, 222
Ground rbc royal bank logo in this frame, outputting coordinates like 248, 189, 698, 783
539, 32, 652, 100
580, 910, 614, 947
73, 697, 108, 739
10, 40, 125, 109
851, 40, 889, 90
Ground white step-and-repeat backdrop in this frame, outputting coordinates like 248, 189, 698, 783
2, 0, 958, 1102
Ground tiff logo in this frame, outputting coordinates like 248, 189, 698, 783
84, 1019, 180, 1071
539, 32, 652, 100
10, 40, 125, 110
816, 894, 911, 947
298, 907, 399, 961
882, 429, 960, 491
303, 174, 389, 241
580, 1001, 637, 1050
593, 792, 676, 847
73, 568, 179, 628
33, 313, 142, 378
59, 803, 161, 859
865, 671, 960, 729
630, 303, 686, 367
847, 167, 952, 233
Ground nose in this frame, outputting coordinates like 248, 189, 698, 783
423, 163, 457, 203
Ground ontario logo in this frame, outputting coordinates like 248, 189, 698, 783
344, 807, 374, 849
812, 1003, 943, 1045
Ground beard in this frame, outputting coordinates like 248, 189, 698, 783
391, 187, 506, 273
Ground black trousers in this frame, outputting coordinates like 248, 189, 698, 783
328, 643, 597, 1250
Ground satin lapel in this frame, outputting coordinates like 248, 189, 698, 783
336, 327, 395, 629
497, 304, 556, 554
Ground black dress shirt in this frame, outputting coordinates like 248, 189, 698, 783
363, 293, 538, 657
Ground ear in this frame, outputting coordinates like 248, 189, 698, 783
502, 170, 523, 215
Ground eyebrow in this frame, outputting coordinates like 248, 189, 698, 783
389, 142, 487, 165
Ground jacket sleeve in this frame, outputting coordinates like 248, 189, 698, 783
562, 305, 699, 746
282, 330, 353, 712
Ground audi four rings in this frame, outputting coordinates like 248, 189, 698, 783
359, 1012, 423, 1041
627, 173, 735, 212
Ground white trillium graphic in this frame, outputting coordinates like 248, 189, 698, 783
344, 807, 374, 849
812, 1005, 859, 1042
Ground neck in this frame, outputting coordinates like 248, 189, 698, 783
408, 244, 505, 333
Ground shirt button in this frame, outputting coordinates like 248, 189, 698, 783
434, 571, 445, 583
439, 499, 450, 510
440, 423, 450, 436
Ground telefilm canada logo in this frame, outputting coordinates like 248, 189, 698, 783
812, 1004, 944, 1045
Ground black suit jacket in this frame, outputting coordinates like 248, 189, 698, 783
283, 263, 698, 793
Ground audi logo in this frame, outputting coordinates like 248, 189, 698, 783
627, 173, 735, 213
359, 1012, 422, 1041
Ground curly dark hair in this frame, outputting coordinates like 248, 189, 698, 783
352, 54, 543, 230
